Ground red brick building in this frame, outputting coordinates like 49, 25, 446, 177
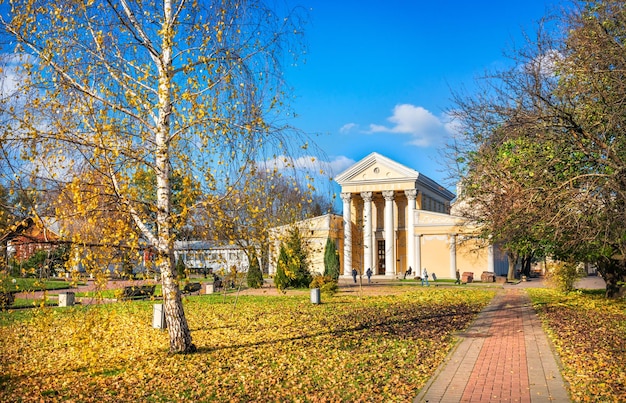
1, 217, 60, 262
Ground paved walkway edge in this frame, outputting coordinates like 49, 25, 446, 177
521, 294, 570, 401
414, 290, 570, 402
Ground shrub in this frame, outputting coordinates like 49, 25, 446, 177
274, 226, 311, 291
175, 255, 187, 280
323, 237, 340, 280
10, 245, 69, 278
274, 245, 290, 292
310, 275, 338, 296
545, 261, 584, 293
0, 273, 16, 309
247, 249, 264, 289
0, 292, 14, 309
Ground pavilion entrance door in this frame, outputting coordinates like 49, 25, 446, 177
377, 240, 385, 275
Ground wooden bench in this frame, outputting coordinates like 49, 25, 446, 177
461, 272, 474, 283
121, 285, 155, 300
182, 282, 202, 295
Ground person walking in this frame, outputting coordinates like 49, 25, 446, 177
366, 267, 372, 284
404, 266, 412, 279
352, 268, 358, 283
421, 268, 429, 286
455, 269, 461, 284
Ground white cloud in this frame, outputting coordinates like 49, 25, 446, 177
0, 53, 35, 98
1, 68, 20, 97
523, 49, 563, 78
326, 155, 354, 176
364, 104, 453, 147
262, 155, 329, 173
262, 154, 355, 178
339, 123, 358, 133
442, 111, 463, 135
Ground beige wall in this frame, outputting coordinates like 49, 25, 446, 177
457, 238, 491, 275
415, 234, 491, 280
343, 192, 477, 278
419, 234, 452, 279
268, 214, 343, 276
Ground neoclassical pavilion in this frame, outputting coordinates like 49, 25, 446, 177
335, 152, 505, 279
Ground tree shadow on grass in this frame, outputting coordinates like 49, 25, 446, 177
195, 305, 483, 354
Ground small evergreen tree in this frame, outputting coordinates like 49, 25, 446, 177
246, 248, 264, 288
284, 226, 311, 288
323, 237, 340, 280
17, 246, 69, 278
175, 255, 187, 280
274, 244, 290, 292
274, 226, 311, 291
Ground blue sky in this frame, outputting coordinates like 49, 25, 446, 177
284, 0, 564, 195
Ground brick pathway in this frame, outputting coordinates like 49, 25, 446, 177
415, 289, 569, 402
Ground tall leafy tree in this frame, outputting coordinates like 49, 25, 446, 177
203, 165, 333, 274
0, 0, 308, 351
449, 0, 626, 296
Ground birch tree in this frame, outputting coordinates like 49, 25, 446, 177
0, 0, 308, 352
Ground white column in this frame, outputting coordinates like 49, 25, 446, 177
449, 234, 457, 278
415, 234, 422, 274
405, 189, 417, 273
488, 244, 494, 273
361, 191, 373, 275
341, 192, 352, 276
382, 190, 395, 277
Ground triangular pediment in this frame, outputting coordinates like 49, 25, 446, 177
335, 152, 419, 186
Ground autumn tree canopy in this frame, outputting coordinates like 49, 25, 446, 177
196, 165, 333, 275
449, 0, 626, 297
0, 0, 319, 352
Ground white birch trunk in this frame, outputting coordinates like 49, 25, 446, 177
155, 0, 195, 353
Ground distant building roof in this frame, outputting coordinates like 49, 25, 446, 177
174, 240, 247, 251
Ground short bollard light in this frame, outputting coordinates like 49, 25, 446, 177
205, 283, 214, 294
153, 304, 166, 329
310, 288, 321, 304
58, 292, 75, 307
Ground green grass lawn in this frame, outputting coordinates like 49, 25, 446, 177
1, 278, 79, 311
0, 287, 494, 402
11, 297, 58, 309
3, 277, 80, 293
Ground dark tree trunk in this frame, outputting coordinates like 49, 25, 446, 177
507, 251, 518, 281
597, 257, 626, 299
521, 253, 533, 278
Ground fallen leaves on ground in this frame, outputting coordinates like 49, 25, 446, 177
528, 288, 626, 402
0, 288, 494, 402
